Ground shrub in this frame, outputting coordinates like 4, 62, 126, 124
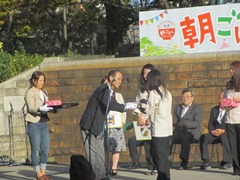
0, 50, 45, 83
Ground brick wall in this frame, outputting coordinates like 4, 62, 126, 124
0, 51, 239, 164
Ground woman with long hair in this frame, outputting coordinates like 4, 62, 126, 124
25, 71, 53, 180
145, 69, 172, 180
128, 64, 156, 175
225, 61, 240, 176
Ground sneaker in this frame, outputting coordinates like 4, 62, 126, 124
144, 169, 156, 175
200, 162, 210, 170
220, 162, 232, 169
128, 162, 141, 169
179, 161, 192, 170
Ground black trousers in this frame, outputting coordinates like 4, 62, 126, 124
200, 132, 232, 163
226, 124, 240, 173
170, 130, 194, 162
128, 135, 155, 170
152, 136, 171, 180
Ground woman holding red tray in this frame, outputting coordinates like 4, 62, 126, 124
24, 71, 53, 180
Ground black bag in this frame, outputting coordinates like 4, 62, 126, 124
69, 154, 96, 180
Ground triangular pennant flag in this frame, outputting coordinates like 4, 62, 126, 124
220, 40, 230, 49
139, 9, 168, 26
160, 13, 164, 18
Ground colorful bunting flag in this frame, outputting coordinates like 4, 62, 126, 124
139, 10, 168, 26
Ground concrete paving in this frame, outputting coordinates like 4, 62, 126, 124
0, 163, 239, 180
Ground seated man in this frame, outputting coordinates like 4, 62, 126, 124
128, 100, 156, 175
128, 136, 156, 175
171, 88, 202, 170
200, 92, 232, 170
128, 113, 156, 175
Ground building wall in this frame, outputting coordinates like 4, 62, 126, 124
0, 51, 240, 164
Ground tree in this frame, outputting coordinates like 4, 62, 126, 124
0, 0, 139, 56
0, 0, 19, 53
104, 0, 137, 55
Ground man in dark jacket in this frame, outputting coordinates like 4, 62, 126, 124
80, 70, 136, 180
200, 92, 232, 170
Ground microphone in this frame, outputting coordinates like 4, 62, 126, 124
109, 77, 117, 86
22, 103, 26, 116
111, 77, 117, 83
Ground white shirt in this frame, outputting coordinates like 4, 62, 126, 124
225, 90, 240, 124
181, 103, 192, 118
217, 108, 226, 124
39, 90, 45, 102
147, 87, 172, 137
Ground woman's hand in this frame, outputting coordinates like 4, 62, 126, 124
39, 104, 53, 113
233, 96, 240, 103
138, 116, 145, 126
145, 117, 151, 126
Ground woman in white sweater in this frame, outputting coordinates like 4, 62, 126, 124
225, 61, 240, 176
145, 69, 172, 180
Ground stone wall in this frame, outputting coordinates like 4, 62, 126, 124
0, 51, 240, 164
0, 67, 40, 162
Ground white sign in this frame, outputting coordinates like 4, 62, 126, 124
139, 4, 240, 56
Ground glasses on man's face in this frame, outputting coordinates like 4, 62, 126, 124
182, 96, 192, 99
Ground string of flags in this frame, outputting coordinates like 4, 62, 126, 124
139, 10, 168, 26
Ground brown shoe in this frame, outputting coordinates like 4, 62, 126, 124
36, 176, 45, 180
42, 174, 51, 180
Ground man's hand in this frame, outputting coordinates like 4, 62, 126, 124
178, 121, 187, 127
215, 129, 225, 136
210, 130, 218, 136
211, 129, 225, 137
125, 102, 138, 110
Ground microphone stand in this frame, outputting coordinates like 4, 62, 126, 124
21, 103, 31, 166
8, 103, 13, 165
105, 81, 114, 180
7, 103, 20, 166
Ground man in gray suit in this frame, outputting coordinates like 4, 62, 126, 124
171, 88, 202, 170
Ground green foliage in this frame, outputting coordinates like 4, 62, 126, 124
0, 0, 18, 25
0, 50, 45, 83
0, 0, 140, 56
140, 37, 154, 49
140, 37, 186, 56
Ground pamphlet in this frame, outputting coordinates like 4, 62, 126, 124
133, 121, 151, 141
107, 111, 122, 129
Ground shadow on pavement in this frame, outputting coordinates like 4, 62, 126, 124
0, 164, 70, 180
